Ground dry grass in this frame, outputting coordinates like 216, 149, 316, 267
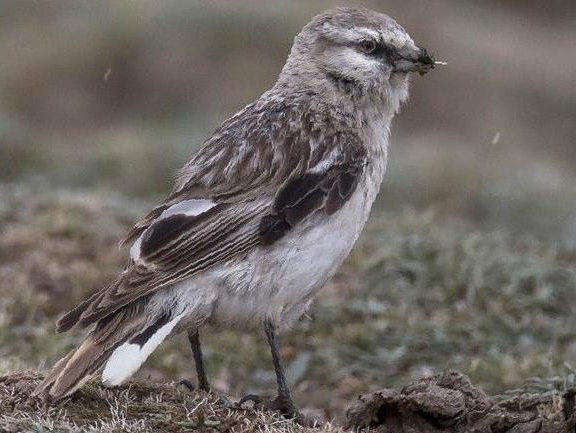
1, 371, 340, 433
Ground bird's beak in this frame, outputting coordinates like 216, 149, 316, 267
392, 47, 445, 76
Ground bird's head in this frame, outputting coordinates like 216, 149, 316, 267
279, 8, 439, 114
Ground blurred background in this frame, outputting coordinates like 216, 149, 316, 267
1, 0, 575, 421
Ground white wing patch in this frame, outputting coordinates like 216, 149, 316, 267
130, 199, 215, 262
129, 235, 144, 262
308, 147, 339, 174
101, 312, 186, 386
159, 199, 215, 219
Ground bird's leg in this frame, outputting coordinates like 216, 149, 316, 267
264, 319, 299, 418
237, 321, 314, 425
187, 329, 210, 391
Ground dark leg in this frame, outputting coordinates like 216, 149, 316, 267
264, 319, 299, 418
237, 321, 314, 425
188, 330, 210, 391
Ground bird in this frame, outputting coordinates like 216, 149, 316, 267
34, 6, 439, 420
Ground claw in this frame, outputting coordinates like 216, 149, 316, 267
268, 395, 298, 417
218, 394, 235, 408
236, 394, 316, 426
238, 394, 264, 407
178, 379, 196, 392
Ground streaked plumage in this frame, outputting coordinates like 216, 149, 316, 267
35, 7, 438, 414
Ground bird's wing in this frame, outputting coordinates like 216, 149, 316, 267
57, 102, 367, 331
259, 158, 365, 245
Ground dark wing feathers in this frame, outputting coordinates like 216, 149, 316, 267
325, 169, 361, 214
283, 188, 326, 226
273, 172, 325, 211
259, 161, 363, 245
56, 288, 106, 333
140, 214, 193, 258
62, 99, 367, 330
120, 204, 168, 247
139, 204, 229, 260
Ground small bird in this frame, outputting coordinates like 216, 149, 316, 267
35, 7, 439, 419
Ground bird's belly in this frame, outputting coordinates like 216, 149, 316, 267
209, 186, 375, 330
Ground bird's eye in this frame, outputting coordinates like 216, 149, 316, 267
359, 39, 377, 54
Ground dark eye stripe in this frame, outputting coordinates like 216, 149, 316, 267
361, 43, 388, 59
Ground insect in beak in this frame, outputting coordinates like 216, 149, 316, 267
393, 47, 446, 75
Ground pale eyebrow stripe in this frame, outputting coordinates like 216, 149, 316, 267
357, 27, 381, 41
320, 23, 382, 44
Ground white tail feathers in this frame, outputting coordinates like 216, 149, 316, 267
34, 310, 186, 401
101, 312, 186, 386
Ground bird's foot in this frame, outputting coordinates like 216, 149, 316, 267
238, 393, 264, 407
237, 394, 316, 427
179, 379, 196, 392
180, 379, 233, 407
268, 394, 299, 418
178, 379, 210, 393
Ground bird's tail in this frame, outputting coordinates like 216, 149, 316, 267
33, 303, 185, 401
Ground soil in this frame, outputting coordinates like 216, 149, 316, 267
1, 370, 574, 432
346, 371, 575, 433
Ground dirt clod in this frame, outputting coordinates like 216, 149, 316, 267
345, 371, 576, 433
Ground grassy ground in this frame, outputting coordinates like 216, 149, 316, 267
1, 371, 334, 433
2, 370, 573, 433
2, 184, 575, 425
